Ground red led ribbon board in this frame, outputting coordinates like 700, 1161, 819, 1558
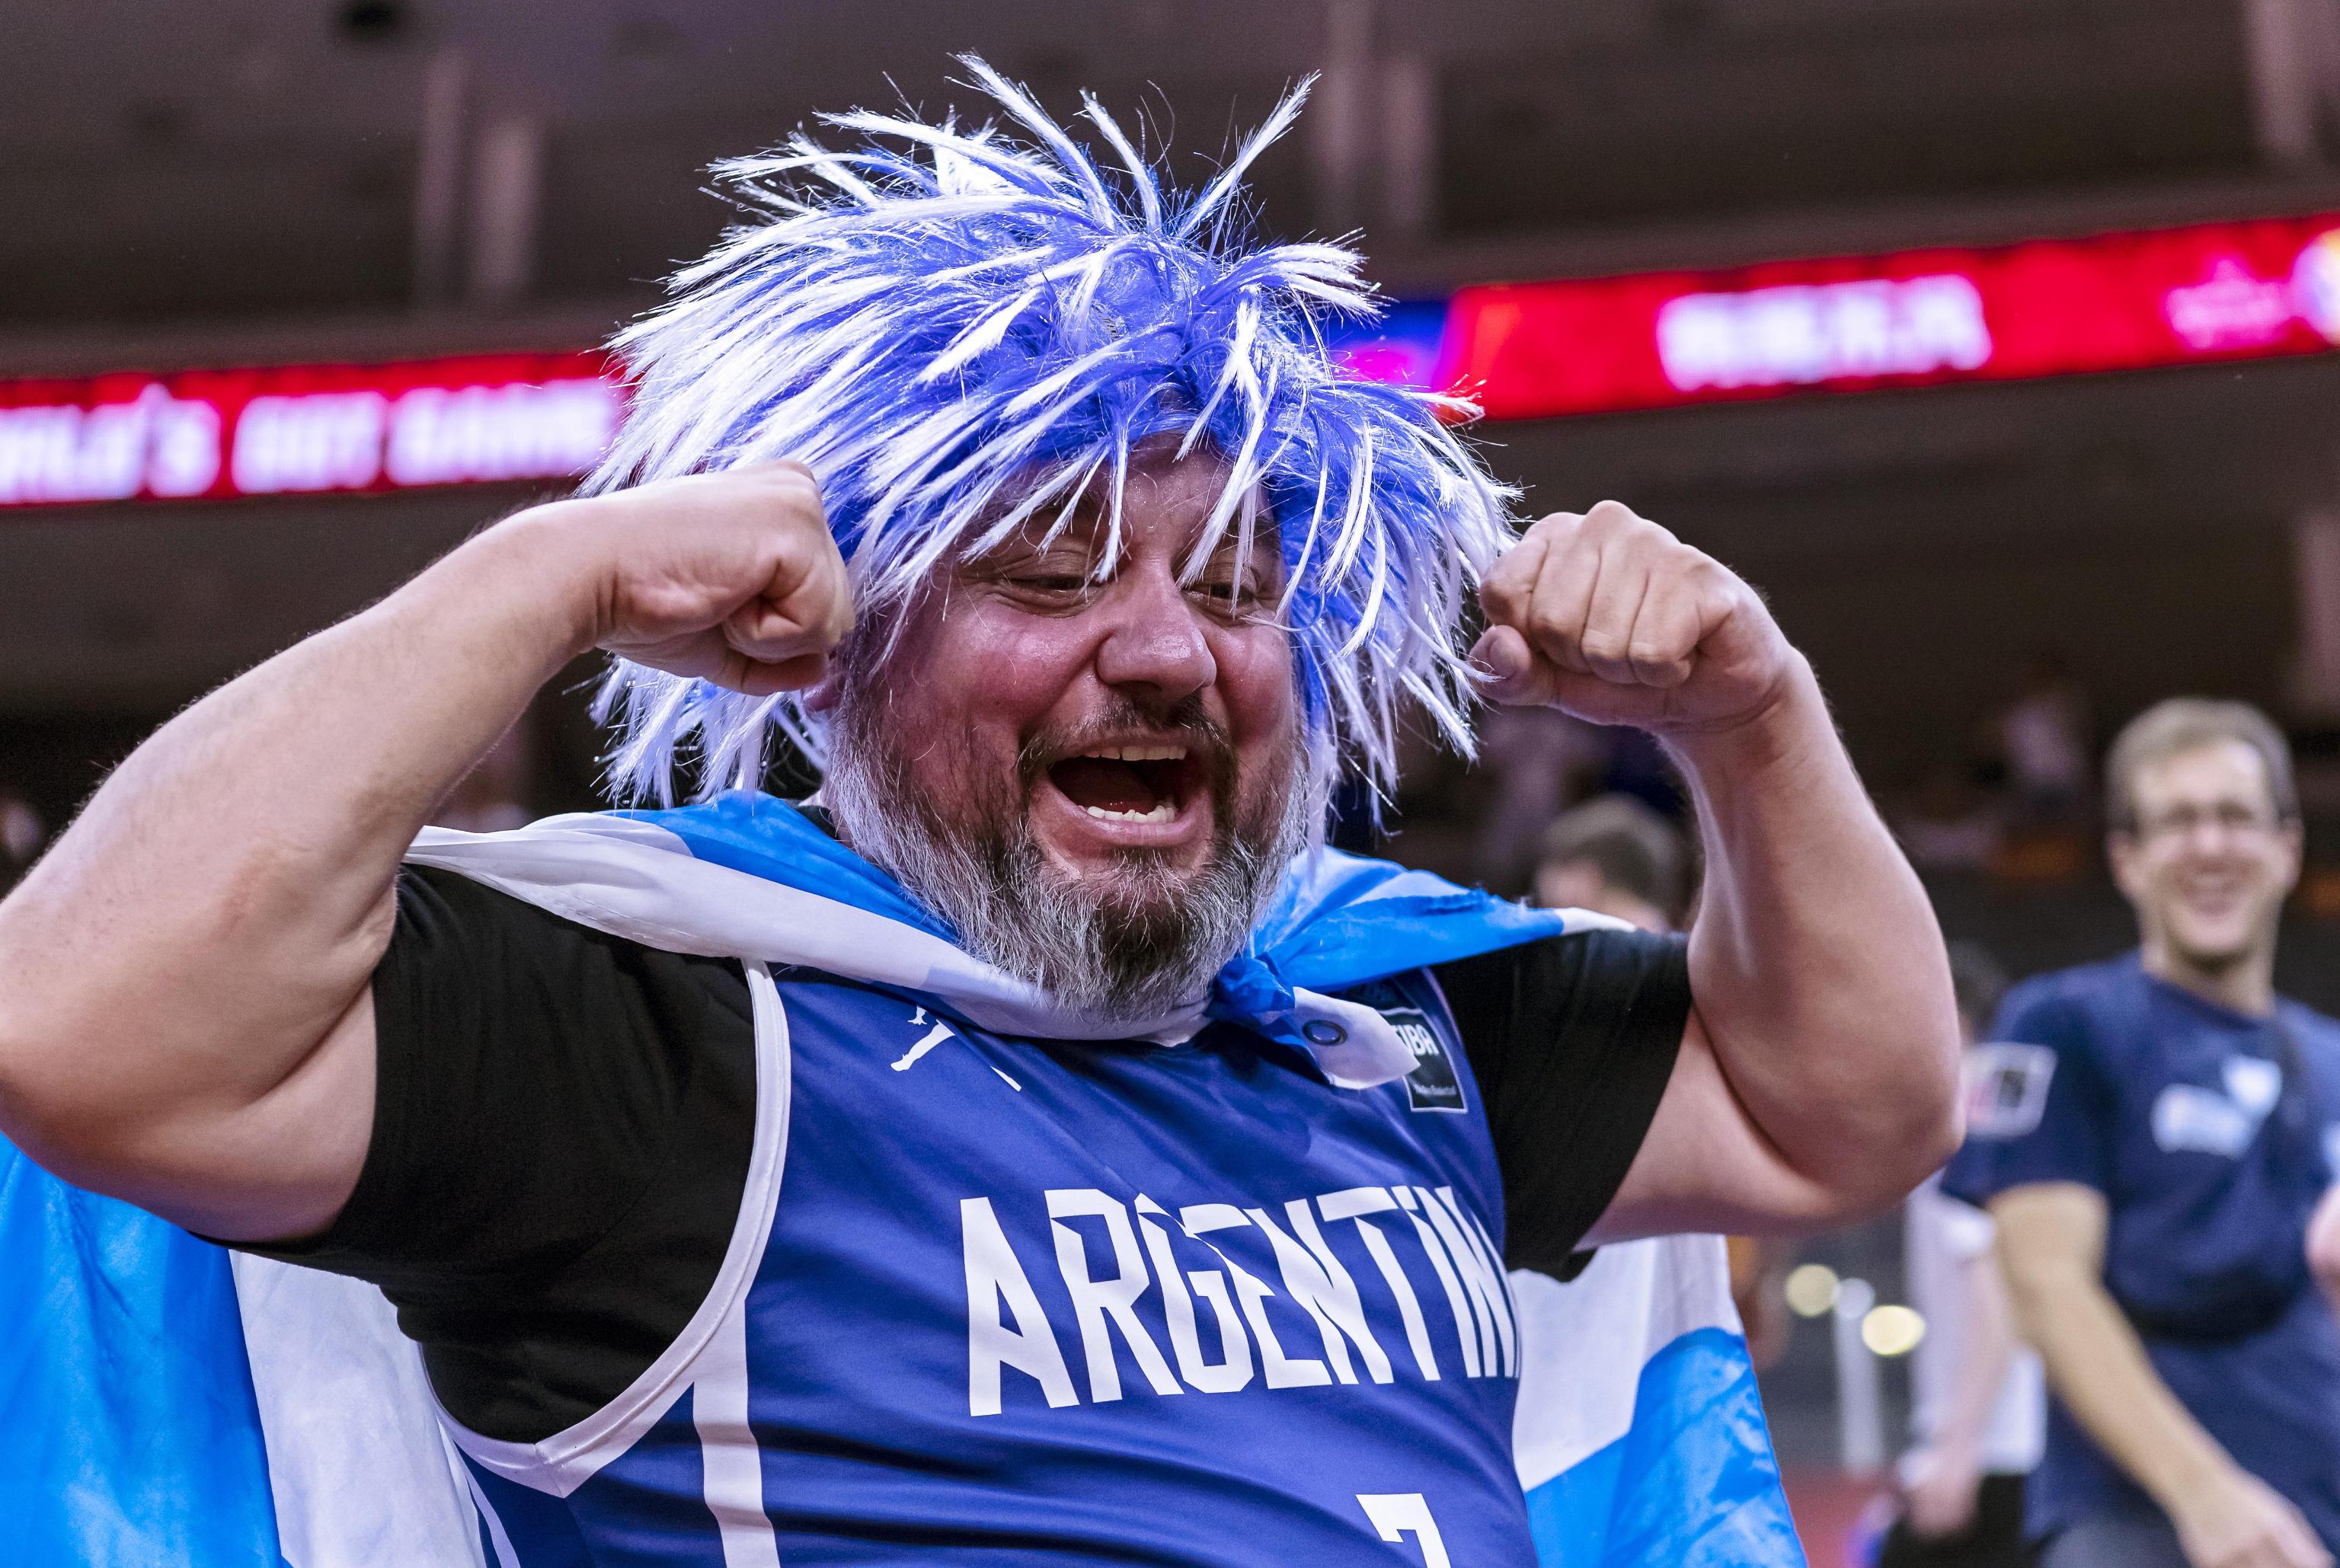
0, 351, 622, 509
12, 213, 2340, 509
1446, 212, 2340, 420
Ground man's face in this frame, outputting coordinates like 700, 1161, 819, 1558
816, 451, 1309, 1014
2109, 740, 2300, 976
1534, 859, 1671, 934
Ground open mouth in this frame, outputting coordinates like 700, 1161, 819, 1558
1045, 743, 1202, 826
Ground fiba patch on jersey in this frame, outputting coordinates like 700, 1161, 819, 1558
1347, 980, 1466, 1113
1963, 1043, 2055, 1138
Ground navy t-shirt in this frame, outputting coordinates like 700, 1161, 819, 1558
1942, 954, 2340, 1547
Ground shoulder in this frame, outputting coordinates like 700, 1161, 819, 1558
2278, 996, 2340, 1041
2278, 999, 2340, 1084
381, 864, 754, 1055
1964, 960, 2145, 1129
1429, 925, 1682, 1019
1434, 922, 1675, 976
2004, 953, 2137, 1011
1991, 957, 2140, 1052
1431, 926, 1689, 1076
388, 866, 743, 1001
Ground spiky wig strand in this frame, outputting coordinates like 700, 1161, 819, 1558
589, 56, 1517, 806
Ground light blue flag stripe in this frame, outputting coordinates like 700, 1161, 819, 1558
1524, 1326, 1805, 1568
0, 1136, 284, 1567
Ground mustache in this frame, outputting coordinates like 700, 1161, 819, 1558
1015, 695, 1236, 797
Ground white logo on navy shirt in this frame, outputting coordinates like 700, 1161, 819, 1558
2223, 1056, 2281, 1117
2152, 1084, 2256, 1157
2151, 1056, 2282, 1158
1964, 1043, 2055, 1138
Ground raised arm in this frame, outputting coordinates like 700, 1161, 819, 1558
1473, 501, 1961, 1237
0, 465, 846, 1241
1994, 1183, 2329, 1568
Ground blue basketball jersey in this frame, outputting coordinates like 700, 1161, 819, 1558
448, 961, 1533, 1565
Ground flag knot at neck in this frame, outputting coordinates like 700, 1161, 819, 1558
1207, 951, 1418, 1090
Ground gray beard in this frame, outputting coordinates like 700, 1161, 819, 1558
820, 693, 1318, 1025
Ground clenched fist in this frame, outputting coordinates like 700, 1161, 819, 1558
1472, 500, 1796, 733
547, 461, 854, 695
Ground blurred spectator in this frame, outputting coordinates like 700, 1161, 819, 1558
0, 790, 43, 894
1898, 768, 2003, 873
1531, 793, 1692, 933
1996, 654, 2091, 825
1474, 706, 1612, 892
1879, 941, 2044, 1568
1945, 699, 2340, 1568
1597, 724, 1690, 823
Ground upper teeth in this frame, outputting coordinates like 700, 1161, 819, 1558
1084, 745, 1187, 762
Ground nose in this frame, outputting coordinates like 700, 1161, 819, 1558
1092, 561, 1216, 705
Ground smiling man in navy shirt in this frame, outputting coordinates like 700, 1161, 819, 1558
1947, 699, 2340, 1568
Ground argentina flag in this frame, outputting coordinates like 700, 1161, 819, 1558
1513, 1234, 1807, 1567
0, 1150, 281, 1568
3, 803, 1803, 1566
0, 1148, 484, 1568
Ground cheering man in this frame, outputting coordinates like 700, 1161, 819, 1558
0, 64, 1957, 1565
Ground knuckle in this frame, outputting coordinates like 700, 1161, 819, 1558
1578, 631, 1629, 666
1479, 571, 1526, 618
1688, 553, 1737, 590
1526, 510, 1584, 544
1626, 632, 1674, 666
1526, 601, 1576, 641
1597, 498, 1677, 549
1632, 647, 1692, 686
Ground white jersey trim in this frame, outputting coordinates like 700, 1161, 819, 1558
436, 959, 795, 1499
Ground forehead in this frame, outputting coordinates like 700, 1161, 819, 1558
986, 450, 1271, 560
2132, 739, 2273, 809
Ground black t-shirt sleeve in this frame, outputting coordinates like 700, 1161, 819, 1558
1433, 928, 1691, 1278
241, 864, 755, 1441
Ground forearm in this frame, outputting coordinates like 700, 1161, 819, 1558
2013, 1262, 2236, 1511
1933, 1250, 2021, 1464
0, 508, 594, 1166
1670, 656, 1961, 1202
2309, 1184, 2340, 1319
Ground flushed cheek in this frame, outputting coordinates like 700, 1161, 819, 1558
962, 618, 1105, 759
884, 605, 1081, 801
1210, 624, 1301, 748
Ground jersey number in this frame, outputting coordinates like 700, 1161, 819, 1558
1356, 1493, 1452, 1567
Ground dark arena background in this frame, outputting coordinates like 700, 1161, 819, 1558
10, 3, 2340, 1560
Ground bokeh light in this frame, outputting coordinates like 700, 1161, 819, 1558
1862, 1304, 1927, 1356
1783, 1263, 1840, 1317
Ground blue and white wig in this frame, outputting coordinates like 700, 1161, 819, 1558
590, 57, 1517, 804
